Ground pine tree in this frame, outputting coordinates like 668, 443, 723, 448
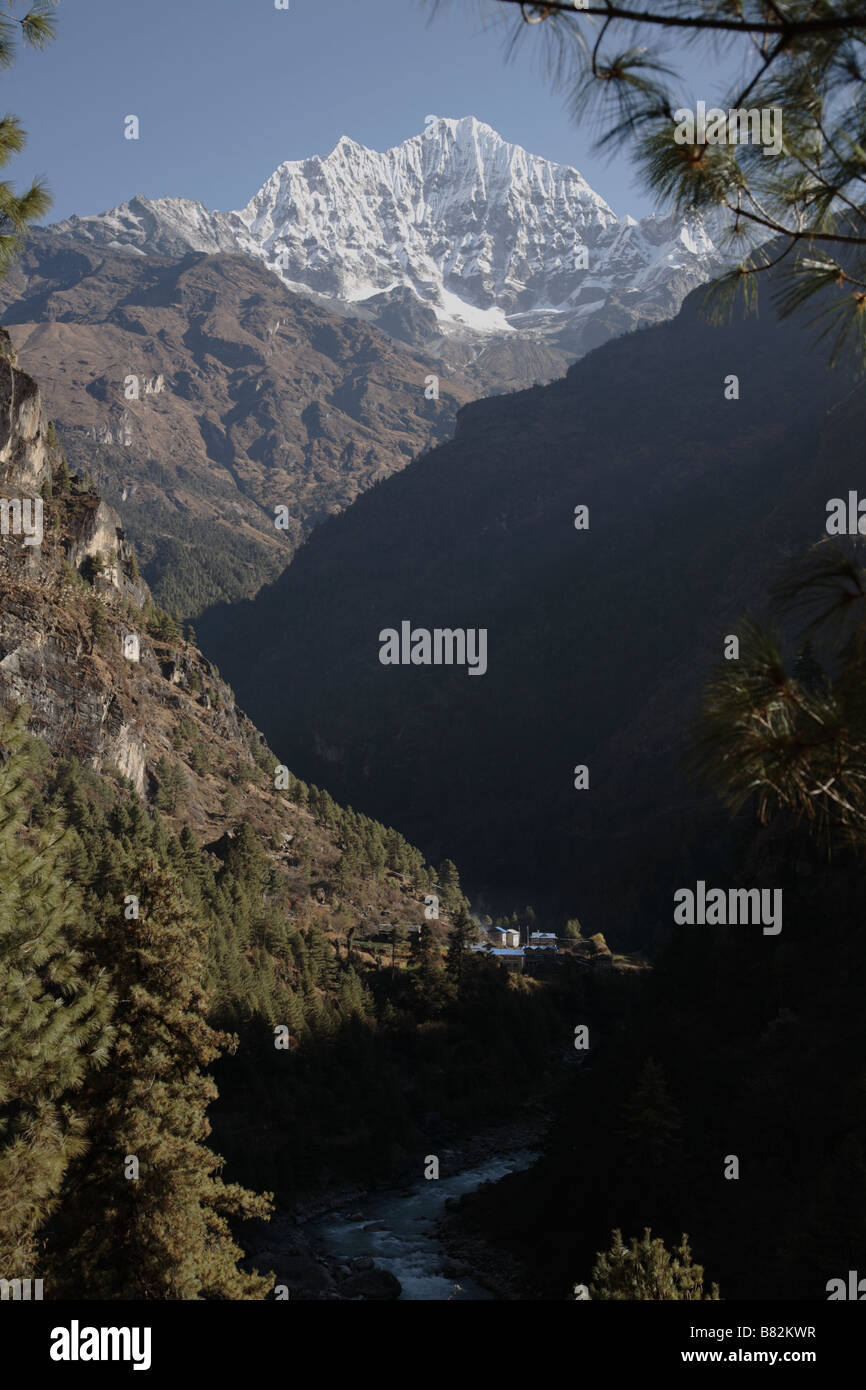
410, 918, 444, 1006
437, 858, 461, 910
339, 968, 367, 1020
0, 709, 112, 1277
48, 860, 273, 1299
446, 906, 473, 987
0, 3, 58, 278
223, 822, 265, 887
53, 452, 70, 491
446, 2, 866, 368
152, 756, 184, 815
306, 924, 335, 989
588, 1229, 719, 1301
334, 842, 361, 894
689, 545, 866, 854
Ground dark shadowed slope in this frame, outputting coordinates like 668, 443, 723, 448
198, 281, 861, 940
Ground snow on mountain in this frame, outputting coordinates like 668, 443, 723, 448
48, 117, 728, 376
55, 193, 246, 260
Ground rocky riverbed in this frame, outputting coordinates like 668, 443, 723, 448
242, 1113, 547, 1300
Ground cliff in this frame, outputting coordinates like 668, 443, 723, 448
0, 339, 452, 945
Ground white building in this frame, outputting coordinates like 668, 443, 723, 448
488, 926, 520, 949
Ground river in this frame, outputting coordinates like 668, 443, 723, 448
309, 1147, 539, 1300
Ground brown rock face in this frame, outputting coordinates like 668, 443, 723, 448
0, 233, 476, 616
0, 345, 457, 962
0, 350, 149, 791
0, 331, 56, 494
0, 369, 276, 820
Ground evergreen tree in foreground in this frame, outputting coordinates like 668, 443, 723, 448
436, 1, 866, 368
588, 1229, 720, 1301
0, 3, 58, 277
49, 860, 273, 1299
690, 542, 866, 849
0, 708, 112, 1278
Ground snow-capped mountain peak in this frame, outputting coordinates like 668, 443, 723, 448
48, 117, 727, 373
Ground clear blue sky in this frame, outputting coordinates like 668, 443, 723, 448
3, 0, 744, 224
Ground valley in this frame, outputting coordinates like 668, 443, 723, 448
2, 5, 865, 1329
198, 270, 859, 935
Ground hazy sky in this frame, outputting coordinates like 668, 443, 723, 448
4, 0, 744, 224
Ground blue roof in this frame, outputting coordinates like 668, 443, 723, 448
489, 947, 525, 957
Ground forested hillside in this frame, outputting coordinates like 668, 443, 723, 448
0, 339, 609, 1297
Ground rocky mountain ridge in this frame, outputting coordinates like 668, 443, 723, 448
0, 235, 475, 618
48, 116, 728, 382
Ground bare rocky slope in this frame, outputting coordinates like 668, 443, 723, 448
0, 234, 474, 618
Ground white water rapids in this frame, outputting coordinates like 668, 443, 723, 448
310, 1148, 539, 1300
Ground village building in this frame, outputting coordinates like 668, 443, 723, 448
527, 931, 558, 950
488, 925, 520, 948
474, 927, 564, 976
523, 930, 560, 977
488, 947, 525, 973
472, 942, 525, 972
